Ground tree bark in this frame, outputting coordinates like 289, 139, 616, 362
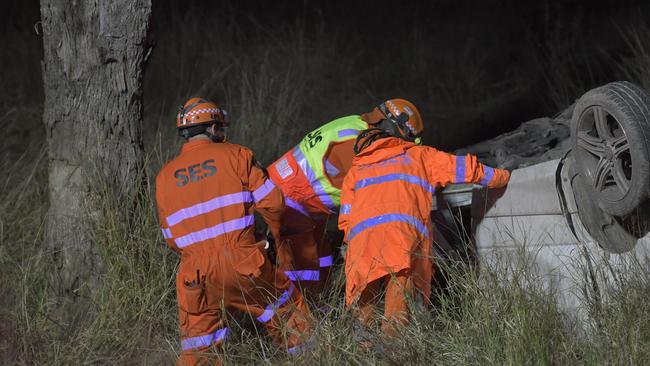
40, 0, 151, 323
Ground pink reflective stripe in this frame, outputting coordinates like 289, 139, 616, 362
174, 215, 254, 248
319, 255, 333, 267
161, 228, 172, 239
253, 179, 276, 203
285, 197, 310, 217
166, 192, 252, 227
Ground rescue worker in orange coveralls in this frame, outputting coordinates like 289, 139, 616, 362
338, 99, 510, 336
267, 108, 386, 296
155, 98, 312, 365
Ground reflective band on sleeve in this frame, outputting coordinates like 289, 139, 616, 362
161, 228, 172, 239
325, 159, 341, 177
256, 283, 295, 323
166, 191, 252, 226
175, 215, 254, 248
292, 148, 336, 211
480, 166, 494, 186
354, 173, 435, 194
347, 213, 429, 241
340, 204, 351, 215
319, 255, 333, 267
181, 328, 230, 351
337, 129, 359, 138
284, 270, 320, 281
455, 156, 466, 183
253, 179, 276, 203
285, 197, 310, 217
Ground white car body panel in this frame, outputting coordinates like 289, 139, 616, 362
466, 159, 650, 321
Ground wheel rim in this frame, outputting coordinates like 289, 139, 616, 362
576, 105, 633, 202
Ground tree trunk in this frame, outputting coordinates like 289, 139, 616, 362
40, 0, 151, 324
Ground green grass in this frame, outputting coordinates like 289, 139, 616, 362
5, 6, 650, 366
3, 144, 650, 365
6, 163, 650, 365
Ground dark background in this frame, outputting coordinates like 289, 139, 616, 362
2, 2, 650, 363
3, 0, 650, 163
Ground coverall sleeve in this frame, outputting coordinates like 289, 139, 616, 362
338, 167, 356, 237
242, 148, 285, 239
155, 175, 179, 253
424, 148, 510, 188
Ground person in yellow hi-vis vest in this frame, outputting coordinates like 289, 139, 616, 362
267, 99, 424, 298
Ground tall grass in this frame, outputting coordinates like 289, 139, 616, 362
619, 20, 650, 92
5, 152, 650, 364
4, 4, 650, 365
1, 151, 179, 364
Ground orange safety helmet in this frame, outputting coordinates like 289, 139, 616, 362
176, 97, 229, 129
361, 98, 423, 144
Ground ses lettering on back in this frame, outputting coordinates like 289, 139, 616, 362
175, 159, 218, 187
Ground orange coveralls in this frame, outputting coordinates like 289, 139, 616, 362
156, 139, 312, 365
268, 117, 371, 296
338, 137, 509, 335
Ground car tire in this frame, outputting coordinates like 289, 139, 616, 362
571, 81, 650, 217
571, 169, 637, 253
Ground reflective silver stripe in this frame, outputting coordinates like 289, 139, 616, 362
181, 328, 230, 350
285, 197, 310, 217
287, 335, 315, 355
480, 166, 495, 186
166, 191, 252, 227
284, 270, 320, 281
340, 204, 351, 215
337, 129, 359, 138
253, 179, 276, 203
319, 255, 333, 267
161, 228, 172, 239
455, 156, 466, 183
355, 173, 435, 194
174, 215, 254, 248
347, 213, 429, 241
292, 147, 336, 211
324, 159, 340, 177
257, 283, 295, 323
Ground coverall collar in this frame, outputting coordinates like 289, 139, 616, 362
354, 137, 416, 165
181, 139, 213, 153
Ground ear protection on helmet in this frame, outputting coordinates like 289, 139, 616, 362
378, 102, 419, 142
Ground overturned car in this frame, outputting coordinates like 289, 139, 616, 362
435, 81, 650, 318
